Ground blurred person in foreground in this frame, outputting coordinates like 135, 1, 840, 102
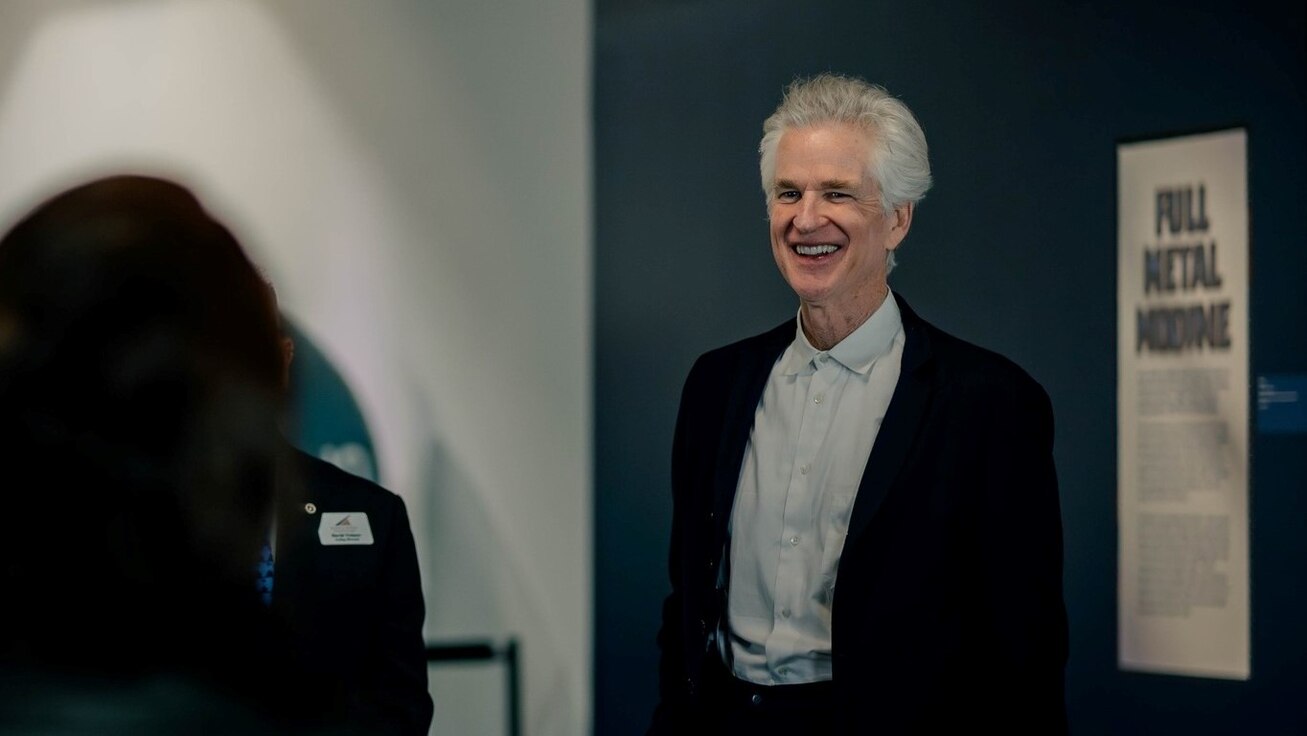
650, 74, 1067, 734
0, 175, 338, 733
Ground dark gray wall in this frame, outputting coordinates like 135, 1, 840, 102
594, 1, 1306, 733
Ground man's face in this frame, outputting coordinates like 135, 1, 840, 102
768, 123, 910, 317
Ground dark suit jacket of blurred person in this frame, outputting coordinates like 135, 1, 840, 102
275, 446, 433, 735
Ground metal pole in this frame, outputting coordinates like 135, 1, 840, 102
505, 638, 521, 736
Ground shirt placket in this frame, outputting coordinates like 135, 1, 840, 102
766, 355, 835, 680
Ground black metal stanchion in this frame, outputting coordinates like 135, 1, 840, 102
426, 637, 521, 736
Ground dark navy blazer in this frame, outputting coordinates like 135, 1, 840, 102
651, 295, 1068, 734
275, 449, 432, 735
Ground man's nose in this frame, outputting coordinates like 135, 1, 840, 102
793, 193, 824, 233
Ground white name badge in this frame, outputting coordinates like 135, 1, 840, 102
318, 512, 374, 545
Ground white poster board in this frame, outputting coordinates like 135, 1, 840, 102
1117, 128, 1250, 680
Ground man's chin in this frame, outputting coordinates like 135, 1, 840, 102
780, 265, 839, 296
791, 286, 839, 310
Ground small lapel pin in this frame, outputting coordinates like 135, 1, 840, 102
305, 502, 317, 515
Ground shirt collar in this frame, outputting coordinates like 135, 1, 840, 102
779, 291, 903, 376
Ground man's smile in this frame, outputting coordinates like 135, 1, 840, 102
793, 243, 841, 256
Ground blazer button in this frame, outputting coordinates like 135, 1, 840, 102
686, 677, 696, 696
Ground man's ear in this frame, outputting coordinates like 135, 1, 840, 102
886, 201, 914, 251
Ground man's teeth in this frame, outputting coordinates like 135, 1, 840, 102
795, 244, 838, 256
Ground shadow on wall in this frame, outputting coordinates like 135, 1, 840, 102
419, 434, 576, 735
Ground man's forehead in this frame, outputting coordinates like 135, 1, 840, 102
773, 177, 863, 191
774, 125, 875, 179
771, 155, 874, 191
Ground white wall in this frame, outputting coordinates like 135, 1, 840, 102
0, 1, 592, 734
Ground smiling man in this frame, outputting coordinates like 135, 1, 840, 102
649, 74, 1068, 734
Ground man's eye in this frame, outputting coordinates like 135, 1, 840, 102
826, 191, 850, 201
776, 190, 800, 202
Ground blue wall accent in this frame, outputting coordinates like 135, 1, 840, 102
284, 319, 378, 482
594, 1, 1306, 733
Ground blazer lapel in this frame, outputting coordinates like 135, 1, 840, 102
271, 449, 321, 617
845, 295, 935, 543
710, 321, 794, 546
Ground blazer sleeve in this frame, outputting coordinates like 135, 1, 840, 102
647, 356, 707, 735
366, 493, 435, 735
977, 375, 1068, 732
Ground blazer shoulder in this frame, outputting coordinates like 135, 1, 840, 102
685, 319, 793, 384
920, 320, 1048, 404
295, 450, 406, 513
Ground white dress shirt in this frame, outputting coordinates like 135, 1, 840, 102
723, 293, 904, 685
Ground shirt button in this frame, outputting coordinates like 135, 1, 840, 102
813, 393, 825, 404
781, 608, 792, 618
799, 463, 810, 475
789, 535, 800, 546
777, 666, 790, 676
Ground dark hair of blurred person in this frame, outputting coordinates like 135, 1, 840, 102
0, 175, 329, 733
